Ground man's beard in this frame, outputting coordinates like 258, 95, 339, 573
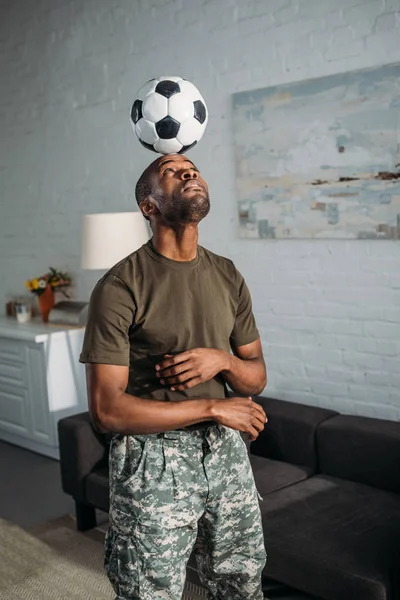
157, 188, 210, 224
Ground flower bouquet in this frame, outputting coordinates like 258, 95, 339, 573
25, 267, 72, 322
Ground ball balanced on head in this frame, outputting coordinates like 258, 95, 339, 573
130, 76, 208, 155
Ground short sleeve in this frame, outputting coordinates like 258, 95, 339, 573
229, 273, 259, 349
79, 274, 135, 366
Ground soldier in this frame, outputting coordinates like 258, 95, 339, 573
80, 153, 268, 600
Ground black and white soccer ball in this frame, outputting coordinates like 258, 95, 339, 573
130, 76, 208, 154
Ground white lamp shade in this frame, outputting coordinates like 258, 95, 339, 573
81, 212, 149, 269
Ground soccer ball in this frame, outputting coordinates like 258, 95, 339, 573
130, 76, 208, 155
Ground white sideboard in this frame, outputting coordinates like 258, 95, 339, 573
0, 317, 87, 459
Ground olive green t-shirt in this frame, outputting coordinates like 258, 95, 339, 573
79, 240, 259, 402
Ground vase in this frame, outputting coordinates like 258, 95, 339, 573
38, 286, 55, 323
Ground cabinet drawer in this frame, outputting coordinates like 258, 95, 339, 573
0, 362, 27, 387
0, 338, 26, 364
0, 384, 31, 438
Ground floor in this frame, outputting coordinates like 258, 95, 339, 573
0, 440, 108, 529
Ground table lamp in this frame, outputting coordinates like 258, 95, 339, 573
81, 212, 150, 270
78, 212, 150, 325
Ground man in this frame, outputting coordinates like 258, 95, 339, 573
80, 153, 267, 600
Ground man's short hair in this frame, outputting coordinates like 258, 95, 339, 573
135, 168, 152, 208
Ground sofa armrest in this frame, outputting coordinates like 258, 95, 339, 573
57, 411, 109, 502
251, 396, 338, 472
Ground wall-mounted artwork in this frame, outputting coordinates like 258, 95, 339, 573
232, 63, 400, 239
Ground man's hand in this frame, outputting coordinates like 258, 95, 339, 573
155, 348, 228, 391
211, 396, 268, 442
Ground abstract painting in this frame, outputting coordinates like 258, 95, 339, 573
232, 63, 400, 239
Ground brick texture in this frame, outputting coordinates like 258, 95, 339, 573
1, 0, 399, 418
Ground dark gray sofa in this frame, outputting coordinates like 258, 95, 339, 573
58, 396, 400, 600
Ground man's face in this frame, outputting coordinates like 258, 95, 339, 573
148, 154, 210, 224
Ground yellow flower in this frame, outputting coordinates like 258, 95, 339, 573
25, 280, 32, 289
32, 279, 39, 290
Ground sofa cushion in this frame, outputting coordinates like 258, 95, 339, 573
317, 415, 400, 494
261, 475, 400, 600
262, 578, 321, 599
84, 466, 109, 513
250, 455, 312, 497
251, 396, 338, 471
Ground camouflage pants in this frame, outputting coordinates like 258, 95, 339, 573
105, 424, 266, 600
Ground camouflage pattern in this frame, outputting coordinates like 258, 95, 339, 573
104, 424, 266, 599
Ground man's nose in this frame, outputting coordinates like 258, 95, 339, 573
181, 168, 198, 180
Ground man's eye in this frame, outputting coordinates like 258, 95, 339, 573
163, 168, 173, 174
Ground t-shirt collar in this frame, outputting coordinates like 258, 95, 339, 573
143, 239, 200, 269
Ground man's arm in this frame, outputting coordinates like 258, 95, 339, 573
155, 338, 267, 396
221, 338, 267, 396
86, 363, 267, 440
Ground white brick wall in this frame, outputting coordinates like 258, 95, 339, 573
1, 0, 399, 418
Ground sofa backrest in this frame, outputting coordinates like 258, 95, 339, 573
317, 415, 400, 494
251, 396, 338, 472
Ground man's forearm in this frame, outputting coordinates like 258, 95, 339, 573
95, 393, 216, 435
221, 354, 267, 396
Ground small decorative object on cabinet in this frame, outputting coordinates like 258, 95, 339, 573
15, 302, 31, 324
37, 286, 55, 323
25, 267, 72, 323
0, 317, 86, 458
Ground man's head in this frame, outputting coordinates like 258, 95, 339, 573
135, 154, 210, 226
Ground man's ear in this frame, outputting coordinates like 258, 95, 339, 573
140, 197, 159, 219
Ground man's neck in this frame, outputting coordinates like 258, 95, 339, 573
151, 224, 199, 262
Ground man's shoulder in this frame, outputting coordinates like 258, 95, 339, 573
103, 243, 148, 283
199, 247, 247, 293
199, 245, 237, 272
93, 244, 148, 294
